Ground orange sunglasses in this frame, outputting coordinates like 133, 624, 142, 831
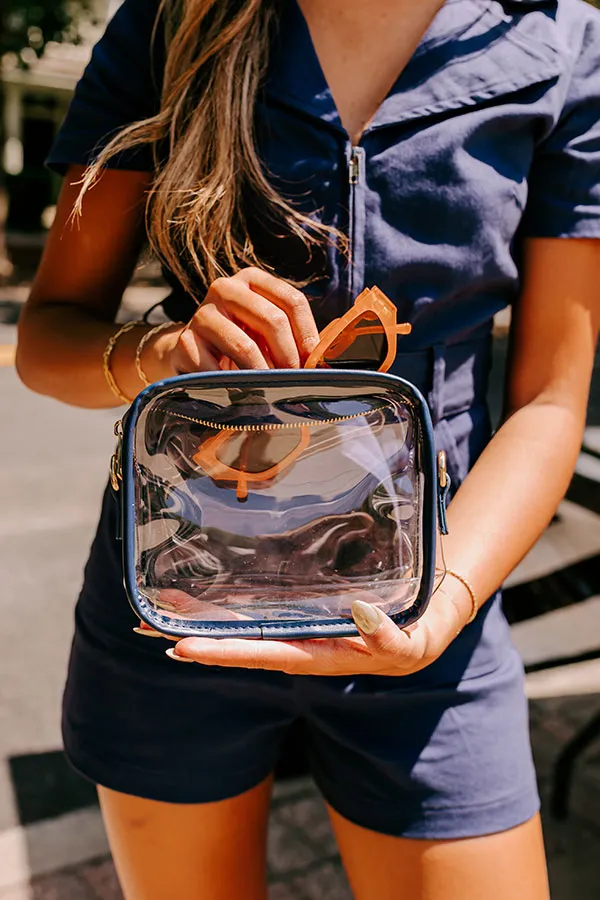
305, 286, 411, 373
193, 425, 311, 502
192, 287, 411, 498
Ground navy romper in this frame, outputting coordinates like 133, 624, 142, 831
47, 0, 600, 839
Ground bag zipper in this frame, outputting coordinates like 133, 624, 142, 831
109, 400, 396, 489
163, 405, 386, 431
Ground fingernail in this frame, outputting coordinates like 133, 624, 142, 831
165, 648, 196, 663
133, 627, 163, 638
351, 600, 383, 636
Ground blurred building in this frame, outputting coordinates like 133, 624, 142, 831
0, 1, 121, 232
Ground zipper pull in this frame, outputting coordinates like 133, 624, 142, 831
110, 419, 123, 492
437, 450, 451, 536
349, 149, 361, 185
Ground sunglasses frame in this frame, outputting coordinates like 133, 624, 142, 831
305, 286, 412, 373
192, 425, 311, 502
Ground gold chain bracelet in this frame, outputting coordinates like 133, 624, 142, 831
445, 569, 479, 625
135, 321, 184, 388
103, 321, 145, 405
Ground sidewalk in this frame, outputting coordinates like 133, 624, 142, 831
1, 689, 599, 900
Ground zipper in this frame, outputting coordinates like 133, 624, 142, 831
347, 145, 366, 299
163, 406, 386, 431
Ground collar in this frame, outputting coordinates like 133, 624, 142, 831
264, 0, 562, 137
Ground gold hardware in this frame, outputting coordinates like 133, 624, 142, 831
110, 420, 123, 491
438, 450, 448, 489
110, 455, 120, 491
349, 152, 360, 185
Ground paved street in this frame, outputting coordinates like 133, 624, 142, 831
1, 283, 600, 898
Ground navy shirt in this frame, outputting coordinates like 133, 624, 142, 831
48, 0, 600, 482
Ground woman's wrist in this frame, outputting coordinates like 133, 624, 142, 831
436, 571, 478, 633
108, 321, 185, 404
137, 322, 186, 385
102, 321, 146, 404
444, 569, 479, 627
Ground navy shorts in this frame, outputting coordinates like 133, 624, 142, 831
63, 487, 540, 840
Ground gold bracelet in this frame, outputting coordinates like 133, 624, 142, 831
445, 569, 479, 625
103, 321, 144, 405
135, 321, 183, 388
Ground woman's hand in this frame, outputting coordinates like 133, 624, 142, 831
19, 168, 321, 405
162, 583, 473, 676
149, 268, 321, 378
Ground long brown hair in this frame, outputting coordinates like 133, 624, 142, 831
75, 0, 340, 298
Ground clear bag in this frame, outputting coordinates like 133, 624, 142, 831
114, 370, 449, 639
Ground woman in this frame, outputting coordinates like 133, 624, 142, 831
16, 0, 600, 897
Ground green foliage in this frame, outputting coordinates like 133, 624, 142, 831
1, 0, 95, 63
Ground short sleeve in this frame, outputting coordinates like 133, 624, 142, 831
46, 0, 162, 174
522, 13, 600, 239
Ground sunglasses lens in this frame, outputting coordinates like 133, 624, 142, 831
323, 313, 388, 370
216, 432, 303, 473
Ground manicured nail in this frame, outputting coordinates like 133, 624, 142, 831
351, 600, 383, 636
165, 648, 195, 663
133, 627, 163, 638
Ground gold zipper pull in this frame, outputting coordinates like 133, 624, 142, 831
110, 419, 123, 492
437, 450, 451, 536
438, 449, 448, 489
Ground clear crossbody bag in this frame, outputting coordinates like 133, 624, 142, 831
112, 368, 450, 639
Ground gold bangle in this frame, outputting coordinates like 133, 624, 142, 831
135, 321, 183, 388
103, 321, 144, 405
445, 569, 479, 625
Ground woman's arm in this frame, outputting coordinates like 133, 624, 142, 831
15, 165, 172, 408
442, 237, 600, 607
169, 237, 600, 672
17, 166, 320, 409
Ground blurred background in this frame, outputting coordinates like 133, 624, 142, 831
1, 2, 600, 898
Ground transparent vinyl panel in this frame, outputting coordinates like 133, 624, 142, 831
133, 383, 429, 627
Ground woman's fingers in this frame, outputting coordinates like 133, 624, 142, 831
171, 268, 319, 373
133, 623, 164, 639
170, 324, 221, 374
186, 302, 270, 370
213, 277, 301, 368
169, 621, 417, 675
164, 597, 442, 676
170, 635, 368, 674
236, 268, 320, 362
351, 600, 414, 657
